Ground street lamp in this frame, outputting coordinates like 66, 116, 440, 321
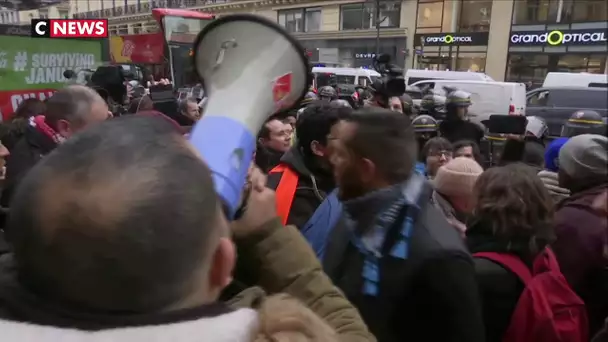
371, 0, 388, 57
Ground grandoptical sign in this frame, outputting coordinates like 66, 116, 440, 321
415, 32, 490, 46
510, 28, 607, 46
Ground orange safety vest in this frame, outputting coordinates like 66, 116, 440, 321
269, 164, 299, 225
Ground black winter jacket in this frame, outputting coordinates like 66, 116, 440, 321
1, 126, 56, 210
266, 147, 334, 230
324, 182, 485, 342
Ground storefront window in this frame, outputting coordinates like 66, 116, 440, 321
458, 0, 492, 32
417, 1, 444, 28
507, 53, 607, 87
416, 49, 487, 72
340, 1, 400, 30
278, 8, 321, 33
456, 52, 486, 71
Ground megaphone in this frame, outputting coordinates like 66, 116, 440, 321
189, 14, 310, 218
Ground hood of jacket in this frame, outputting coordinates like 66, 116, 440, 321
280, 146, 313, 177
0, 255, 257, 341
0, 255, 339, 342
280, 146, 334, 192
537, 170, 571, 203
1, 309, 257, 342
556, 183, 607, 212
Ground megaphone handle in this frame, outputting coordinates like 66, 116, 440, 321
232, 186, 250, 220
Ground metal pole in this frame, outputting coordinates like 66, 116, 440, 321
375, 0, 380, 57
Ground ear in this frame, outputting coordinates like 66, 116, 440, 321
55, 119, 73, 138
358, 157, 376, 183
208, 237, 235, 291
310, 140, 325, 157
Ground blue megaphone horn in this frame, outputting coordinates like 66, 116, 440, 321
189, 14, 310, 219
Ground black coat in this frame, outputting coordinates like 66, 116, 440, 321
324, 190, 485, 342
1, 126, 56, 210
266, 147, 334, 230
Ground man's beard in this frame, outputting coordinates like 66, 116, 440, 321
337, 162, 368, 201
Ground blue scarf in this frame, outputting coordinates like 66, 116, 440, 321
342, 174, 427, 296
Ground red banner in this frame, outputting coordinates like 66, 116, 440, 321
110, 33, 165, 64
0, 89, 56, 121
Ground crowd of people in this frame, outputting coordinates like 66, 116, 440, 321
0, 81, 605, 342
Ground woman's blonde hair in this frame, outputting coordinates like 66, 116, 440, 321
254, 294, 338, 342
473, 163, 555, 253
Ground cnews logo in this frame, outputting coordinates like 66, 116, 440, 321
425, 34, 473, 44
510, 30, 607, 45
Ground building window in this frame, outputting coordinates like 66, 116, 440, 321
278, 7, 321, 33
417, 1, 444, 29
132, 23, 143, 34
458, 0, 492, 32
58, 10, 69, 18
305, 8, 321, 32
117, 25, 129, 35
512, 0, 606, 24
570, 0, 608, 22
340, 1, 400, 30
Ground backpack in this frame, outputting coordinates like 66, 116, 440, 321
301, 189, 342, 260
474, 248, 588, 342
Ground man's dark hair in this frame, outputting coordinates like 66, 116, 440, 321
296, 100, 351, 157
257, 115, 283, 141
452, 139, 484, 166
178, 97, 198, 113
420, 137, 452, 162
7, 115, 220, 312
44, 85, 104, 130
343, 107, 417, 183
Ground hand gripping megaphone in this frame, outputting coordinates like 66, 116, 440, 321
189, 14, 310, 218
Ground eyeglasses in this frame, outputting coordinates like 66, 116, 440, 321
429, 150, 452, 158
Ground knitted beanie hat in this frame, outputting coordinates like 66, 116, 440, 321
433, 157, 484, 197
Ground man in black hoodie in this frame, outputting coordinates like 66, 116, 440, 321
267, 101, 351, 229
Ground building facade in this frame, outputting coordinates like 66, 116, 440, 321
10, 0, 606, 82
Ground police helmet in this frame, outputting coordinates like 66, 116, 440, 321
330, 99, 352, 109
318, 86, 337, 100
445, 89, 472, 108
412, 115, 439, 133
420, 94, 446, 113
401, 93, 414, 112
561, 110, 606, 137
300, 91, 318, 107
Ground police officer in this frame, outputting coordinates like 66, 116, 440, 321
561, 110, 606, 137
318, 86, 337, 102
419, 93, 446, 120
401, 93, 416, 118
300, 91, 318, 108
439, 88, 484, 144
330, 99, 352, 108
412, 114, 439, 148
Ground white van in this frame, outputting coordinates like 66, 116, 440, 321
405, 69, 494, 86
542, 72, 608, 88
312, 67, 381, 87
410, 79, 527, 124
